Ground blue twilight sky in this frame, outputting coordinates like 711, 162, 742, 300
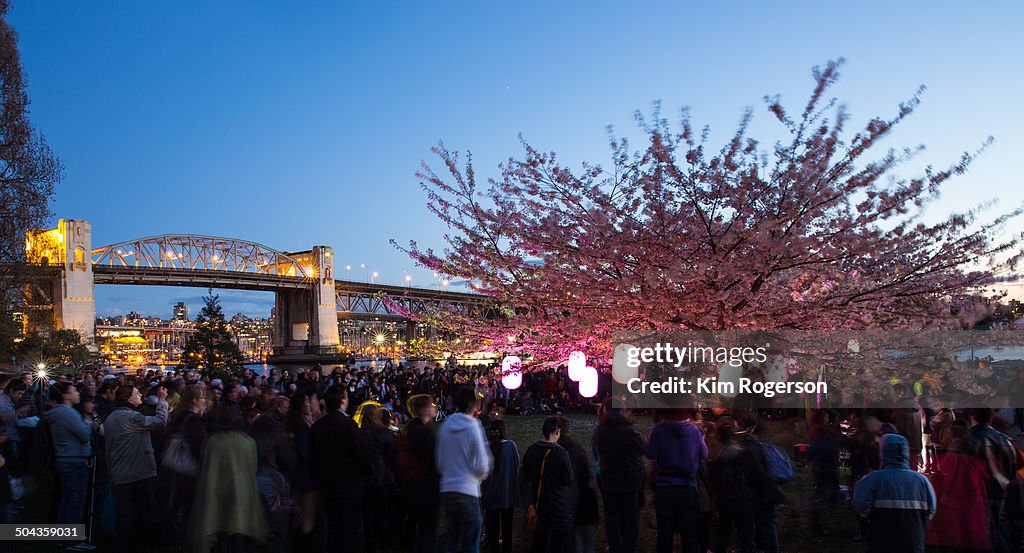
8, 1, 1024, 318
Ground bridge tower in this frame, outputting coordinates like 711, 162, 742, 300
273, 245, 340, 353
26, 219, 97, 347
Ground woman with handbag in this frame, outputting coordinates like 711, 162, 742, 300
521, 416, 574, 553
164, 384, 207, 539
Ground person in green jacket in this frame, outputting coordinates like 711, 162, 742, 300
187, 404, 267, 553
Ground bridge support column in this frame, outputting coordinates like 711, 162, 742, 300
271, 246, 339, 354
27, 219, 97, 348
309, 246, 340, 348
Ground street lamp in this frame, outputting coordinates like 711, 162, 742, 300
345, 265, 352, 281
371, 271, 378, 284
405, 275, 412, 287
361, 263, 367, 282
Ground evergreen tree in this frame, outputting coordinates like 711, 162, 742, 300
181, 289, 244, 378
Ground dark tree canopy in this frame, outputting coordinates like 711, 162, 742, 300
0, 1, 62, 359
0, 0, 61, 263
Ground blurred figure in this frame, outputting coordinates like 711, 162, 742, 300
312, 385, 371, 553
969, 407, 1018, 553
398, 394, 441, 553
807, 410, 840, 536
285, 388, 320, 549
593, 400, 644, 553
256, 443, 293, 553
482, 419, 519, 553
44, 382, 94, 551
187, 405, 267, 553
362, 403, 396, 553
556, 417, 599, 553
709, 417, 760, 553
166, 384, 207, 538
926, 424, 991, 552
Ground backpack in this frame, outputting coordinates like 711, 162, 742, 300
395, 430, 425, 482
749, 440, 796, 483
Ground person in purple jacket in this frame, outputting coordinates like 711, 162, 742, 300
644, 407, 708, 553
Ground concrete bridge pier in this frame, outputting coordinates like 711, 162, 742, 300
272, 245, 340, 354
26, 219, 97, 348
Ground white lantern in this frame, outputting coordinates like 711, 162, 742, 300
612, 343, 638, 384
501, 355, 522, 390
568, 351, 587, 381
579, 366, 599, 398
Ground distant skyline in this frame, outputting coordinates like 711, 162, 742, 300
9, 2, 1024, 316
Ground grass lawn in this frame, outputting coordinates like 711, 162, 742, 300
12, 414, 865, 552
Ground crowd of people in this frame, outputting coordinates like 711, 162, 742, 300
0, 363, 1021, 553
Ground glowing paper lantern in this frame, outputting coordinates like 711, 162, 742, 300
579, 366, 599, 398
568, 351, 587, 381
612, 343, 638, 384
501, 355, 523, 390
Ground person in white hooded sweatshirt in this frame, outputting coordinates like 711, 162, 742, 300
437, 387, 494, 553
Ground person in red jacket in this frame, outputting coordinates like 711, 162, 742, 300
926, 424, 992, 552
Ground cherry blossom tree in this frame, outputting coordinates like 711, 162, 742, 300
395, 60, 1023, 366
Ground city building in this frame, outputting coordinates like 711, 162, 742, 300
173, 301, 189, 323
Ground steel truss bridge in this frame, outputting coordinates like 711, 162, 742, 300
89, 234, 496, 321
16, 221, 497, 356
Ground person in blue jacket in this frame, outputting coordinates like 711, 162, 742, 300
852, 433, 936, 553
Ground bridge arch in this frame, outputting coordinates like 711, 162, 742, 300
92, 235, 312, 278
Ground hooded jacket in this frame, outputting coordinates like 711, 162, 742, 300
644, 420, 707, 487
436, 412, 492, 497
852, 434, 936, 553
43, 404, 92, 458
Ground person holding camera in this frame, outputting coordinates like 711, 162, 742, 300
102, 384, 169, 553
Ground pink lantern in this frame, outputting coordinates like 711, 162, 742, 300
579, 366, 598, 398
568, 351, 587, 381
501, 356, 523, 390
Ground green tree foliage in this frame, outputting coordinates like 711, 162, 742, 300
181, 290, 244, 378
43, 329, 95, 376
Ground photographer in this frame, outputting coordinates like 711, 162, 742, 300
102, 384, 169, 553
